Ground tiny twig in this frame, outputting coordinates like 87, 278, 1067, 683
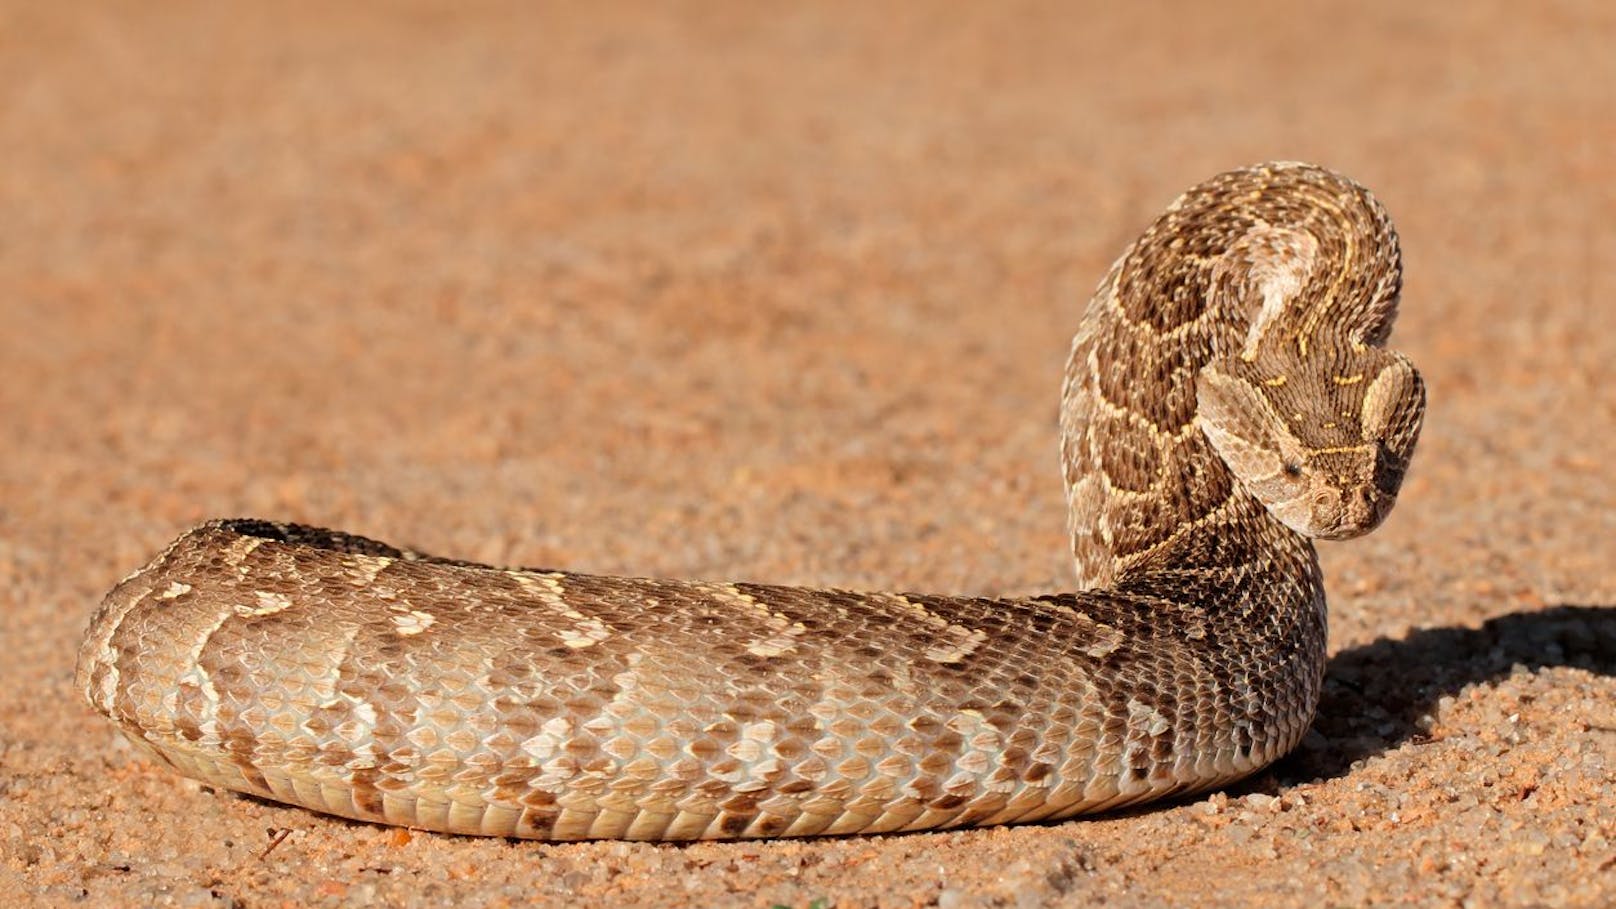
258, 827, 293, 859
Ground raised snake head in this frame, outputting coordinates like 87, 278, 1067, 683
1196, 343, 1425, 540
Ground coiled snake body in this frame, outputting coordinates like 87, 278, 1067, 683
77, 163, 1426, 841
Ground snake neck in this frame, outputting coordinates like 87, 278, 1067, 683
1059, 162, 1398, 595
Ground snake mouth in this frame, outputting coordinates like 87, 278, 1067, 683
1311, 486, 1392, 540
1270, 483, 1393, 541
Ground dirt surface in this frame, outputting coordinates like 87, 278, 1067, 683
3, 2, 1613, 906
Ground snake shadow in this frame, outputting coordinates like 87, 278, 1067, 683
1259, 603, 1616, 789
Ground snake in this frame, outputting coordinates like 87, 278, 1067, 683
76, 162, 1426, 841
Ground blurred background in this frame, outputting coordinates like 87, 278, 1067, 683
2, 2, 1611, 906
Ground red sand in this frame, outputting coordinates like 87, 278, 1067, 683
3, 3, 1612, 906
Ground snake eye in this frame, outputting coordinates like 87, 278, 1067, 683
1282, 462, 1304, 478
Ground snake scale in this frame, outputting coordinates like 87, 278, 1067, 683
77, 162, 1426, 841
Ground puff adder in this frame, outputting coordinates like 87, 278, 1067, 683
77, 162, 1426, 841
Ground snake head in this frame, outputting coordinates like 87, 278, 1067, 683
1195, 346, 1426, 540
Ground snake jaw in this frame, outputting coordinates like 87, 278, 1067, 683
1293, 482, 1388, 541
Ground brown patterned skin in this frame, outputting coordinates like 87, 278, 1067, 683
76, 162, 1425, 841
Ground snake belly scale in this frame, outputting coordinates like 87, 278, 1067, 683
77, 162, 1426, 841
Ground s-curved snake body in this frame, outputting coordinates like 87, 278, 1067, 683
77, 163, 1426, 841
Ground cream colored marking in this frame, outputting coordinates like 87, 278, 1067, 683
517, 716, 573, 762
234, 590, 294, 618
1111, 490, 1246, 580
222, 533, 265, 564
1332, 373, 1365, 385
1088, 390, 1204, 441
301, 623, 362, 703
1239, 226, 1318, 359
1262, 375, 1288, 387
88, 585, 158, 709
558, 630, 600, 649
334, 702, 381, 747
512, 572, 613, 647
923, 626, 989, 664
168, 604, 239, 741
158, 581, 193, 600
745, 631, 806, 658
701, 583, 807, 657
347, 555, 394, 586
867, 593, 992, 662
389, 609, 436, 635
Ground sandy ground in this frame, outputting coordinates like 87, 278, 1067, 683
2, 2, 1613, 906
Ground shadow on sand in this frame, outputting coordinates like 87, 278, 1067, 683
1267, 603, 1616, 788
